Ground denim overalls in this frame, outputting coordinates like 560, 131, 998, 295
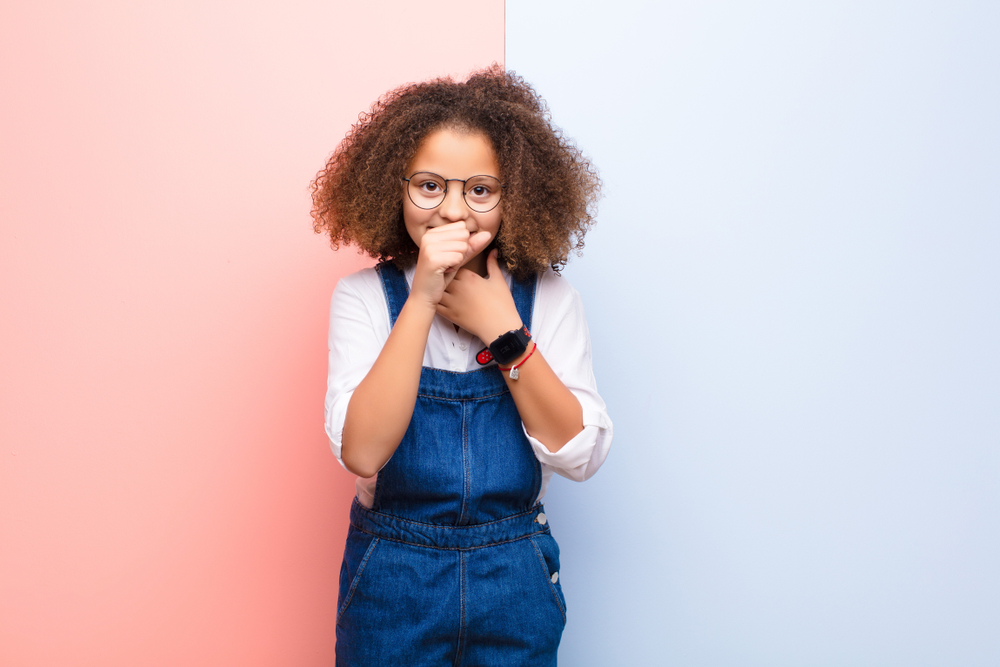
335, 263, 566, 666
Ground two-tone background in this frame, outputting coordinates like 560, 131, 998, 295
3, 1, 998, 664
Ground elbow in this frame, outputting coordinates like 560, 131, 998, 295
341, 444, 381, 479
340, 417, 380, 478
534, 423, 585, 455
340, 433, 393, 479
341, 406, 402, 478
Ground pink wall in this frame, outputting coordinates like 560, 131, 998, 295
0, 2, 503, 664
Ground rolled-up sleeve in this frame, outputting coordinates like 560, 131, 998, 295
524, 272, 613, 481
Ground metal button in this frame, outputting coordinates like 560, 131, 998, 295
550, 571, 559, 584
536, 512, 547, 525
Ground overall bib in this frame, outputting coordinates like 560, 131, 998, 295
335, 263, 566, 666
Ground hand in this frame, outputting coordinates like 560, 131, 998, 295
437, 249, 523, 343
410, 222, 492, 309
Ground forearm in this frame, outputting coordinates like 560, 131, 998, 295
435, 254, 584, 451
502, 346, 584, 452
341, 297, 435, 477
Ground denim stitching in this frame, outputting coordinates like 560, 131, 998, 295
358, 503, 543, 529
528, 536, 566, 622
530, 459, 542, 511
453, 550, 466, 667
347, 523, 548, 551
337, 536, 380, 624
458, 400, 470, 526
417, 367, 507, 378
417, 389, 509, 401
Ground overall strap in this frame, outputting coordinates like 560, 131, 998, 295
376, 261, 538, 331
510, 272, 538, 332
375, 262, 409, 327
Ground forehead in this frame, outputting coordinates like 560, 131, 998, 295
406, 128, 499, 177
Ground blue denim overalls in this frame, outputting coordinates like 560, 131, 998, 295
335, 263, 566, 666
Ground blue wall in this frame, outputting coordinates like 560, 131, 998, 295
507, 2, 1000, 664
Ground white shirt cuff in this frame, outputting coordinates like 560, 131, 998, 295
325, 389, 353, 471
523, 408, 612, 482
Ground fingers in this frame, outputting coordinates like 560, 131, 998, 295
422, 223, 472, 250
437, 254, 519, 343
423, 224, 492, 275
485, 248, 500, 278
439, 267, 471, 299
466, 230, 492, 261
421, 224, 474, 273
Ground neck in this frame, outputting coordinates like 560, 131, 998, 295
463, 253, 488, 277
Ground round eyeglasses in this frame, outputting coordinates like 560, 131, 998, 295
402, 172, 504, 213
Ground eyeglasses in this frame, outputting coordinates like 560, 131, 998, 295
402, 172, 504, 213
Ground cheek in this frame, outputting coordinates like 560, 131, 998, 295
485, 211, 503, 236
402, 205, 428, 245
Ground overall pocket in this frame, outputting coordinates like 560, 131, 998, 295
528, 533, 567, 623
336, 528, 381, 624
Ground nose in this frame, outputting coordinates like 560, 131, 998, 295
437, 185, 468, 221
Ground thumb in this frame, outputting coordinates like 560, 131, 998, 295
467, 230, 492, 259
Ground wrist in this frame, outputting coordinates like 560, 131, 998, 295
487, 323, 532, 366
480, 318, 523, 346
402, 294, 439, 322
497, 342, 537, 379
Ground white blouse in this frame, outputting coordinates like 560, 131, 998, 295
325, 264, 613, 507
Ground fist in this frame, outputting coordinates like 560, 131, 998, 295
411, 222, 492, 307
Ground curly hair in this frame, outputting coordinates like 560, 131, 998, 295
310, 65, 601, 279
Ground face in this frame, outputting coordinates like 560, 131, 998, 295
403, 127, 502, 270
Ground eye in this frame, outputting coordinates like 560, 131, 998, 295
408, 173, 446, 198
465, 176, 500, 201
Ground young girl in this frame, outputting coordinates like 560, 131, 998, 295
313, 66, 612, 666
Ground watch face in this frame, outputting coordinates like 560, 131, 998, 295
494, 334, 518, 357
490, 330, 527, 365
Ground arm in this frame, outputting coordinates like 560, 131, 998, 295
498, 344, 584, 452
340, 223, 492, 477
437, 250, 584, 452
340, 296, 434, 477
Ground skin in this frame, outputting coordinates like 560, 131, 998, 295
341, 128, 584, 479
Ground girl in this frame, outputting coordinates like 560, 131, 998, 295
313, 66, 612, 666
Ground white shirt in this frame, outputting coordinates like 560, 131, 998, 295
325, 264, 613, 507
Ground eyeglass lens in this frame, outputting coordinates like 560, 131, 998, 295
406, 172, 502, 213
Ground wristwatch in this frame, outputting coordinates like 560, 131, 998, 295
488, 325, 532, 366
